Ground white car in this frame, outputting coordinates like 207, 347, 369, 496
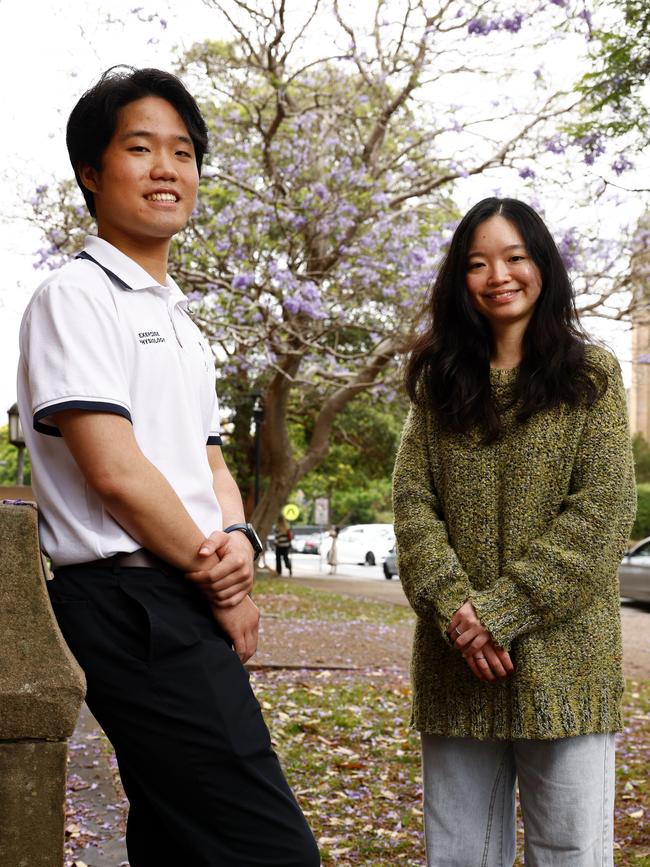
326, 523, 395, 566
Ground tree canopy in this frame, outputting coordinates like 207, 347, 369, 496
572, 0, 650, 154
27, 0, 647, 540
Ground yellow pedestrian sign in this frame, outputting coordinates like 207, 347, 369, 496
282, 504, 300, 521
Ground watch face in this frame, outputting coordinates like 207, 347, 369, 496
247, 523, 263, 558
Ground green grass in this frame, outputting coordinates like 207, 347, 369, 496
67, 578, 649, 866
615, 680, 650, 865
252, 670, 424, 865
253, 574, 415, 626
253, 670, 650, 866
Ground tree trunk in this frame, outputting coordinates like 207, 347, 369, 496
249, 337, 405, 545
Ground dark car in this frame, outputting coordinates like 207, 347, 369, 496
618, 538, 650, 602
267, 524, 322, 552
301, 532, 325, 555
383, 546, 399, 580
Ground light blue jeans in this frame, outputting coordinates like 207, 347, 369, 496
421, 733, 615, 867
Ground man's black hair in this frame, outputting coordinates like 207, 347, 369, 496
66, 65, 208, 217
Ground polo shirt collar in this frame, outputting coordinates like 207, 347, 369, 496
82, 235, 186, 303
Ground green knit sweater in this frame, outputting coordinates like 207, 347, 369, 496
392, 346, 636, 740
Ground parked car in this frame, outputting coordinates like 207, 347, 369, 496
266, 524, 322, 552
618, 538, 650, 602
383, 546, 399, 580
326, 523, 395, 566
301, 532, 326, 555
289, 525, 323, 553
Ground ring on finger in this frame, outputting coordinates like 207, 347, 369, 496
454, 626, 462, 637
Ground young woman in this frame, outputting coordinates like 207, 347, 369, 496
393, 197, 636, 866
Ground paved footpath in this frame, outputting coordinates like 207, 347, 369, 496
65, 704, 128, 866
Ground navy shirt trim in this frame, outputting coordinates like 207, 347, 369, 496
34, 401, 133, 437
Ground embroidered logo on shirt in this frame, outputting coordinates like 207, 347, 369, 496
138, 331, 166, 345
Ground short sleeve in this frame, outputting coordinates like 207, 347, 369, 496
20, 273, 132, 436
206, 387, 222, 446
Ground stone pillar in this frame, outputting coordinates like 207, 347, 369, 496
0, 501, 86, 867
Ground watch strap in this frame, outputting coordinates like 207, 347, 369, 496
224, 522, 263, 560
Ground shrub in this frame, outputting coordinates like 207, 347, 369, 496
632, 484, 650, 541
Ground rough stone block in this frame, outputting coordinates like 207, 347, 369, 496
0, 501, 85, 740
0, 740, 68, 866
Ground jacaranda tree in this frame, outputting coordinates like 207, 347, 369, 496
28, 0, 638, 541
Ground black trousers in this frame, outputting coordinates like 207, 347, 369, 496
275, 546, 291, 576
49, 562, 319, 867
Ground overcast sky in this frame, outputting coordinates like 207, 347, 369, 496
0, 0, 220, 414
0, 0, 644, 418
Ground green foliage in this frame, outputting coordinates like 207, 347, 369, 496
633, 483, 650, 540
290, 395, 407, 525
632, 433, 650, 483
571, 0, 650, 145
0, 425, 31, 487
252, 576, 414, 626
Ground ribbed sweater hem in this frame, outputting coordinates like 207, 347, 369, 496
411, 678, 624, 741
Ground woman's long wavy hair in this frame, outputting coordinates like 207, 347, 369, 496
405, 197, 605, 442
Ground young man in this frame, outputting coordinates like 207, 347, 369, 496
18, 66, 319, 867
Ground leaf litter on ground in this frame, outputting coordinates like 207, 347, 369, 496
63, 578, 650, 866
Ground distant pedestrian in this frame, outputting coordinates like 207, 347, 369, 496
393, 197, 636, 866
326, 525, 339, 574
275, 515, 292, 576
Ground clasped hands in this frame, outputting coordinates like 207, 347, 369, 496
184, 529, 258, 664
446, 601, 514, 682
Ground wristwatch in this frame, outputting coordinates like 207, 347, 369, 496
224, 522, 264, 561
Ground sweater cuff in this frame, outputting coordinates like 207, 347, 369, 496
471, 576, 544, 651
413, 577, 470, 641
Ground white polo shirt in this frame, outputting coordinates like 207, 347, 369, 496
17, 236, 223, 566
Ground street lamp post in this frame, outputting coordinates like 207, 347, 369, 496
7, 403, 25, 486
252, 396, 265, 507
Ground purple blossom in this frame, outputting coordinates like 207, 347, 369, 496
283, 296, 301, 315
578, 9, 592, 27
611, 154, 634, 176
503, 13, 524, 32
232, 273, 255, 290
574, 132, 606, 165
544, 136, 566, 154
300, 282, 320, 302
518, 166, 536, 180
468, 13, 524, 36
468, 18, 491, 35
557, 228, 580, 272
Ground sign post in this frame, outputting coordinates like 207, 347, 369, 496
314, 497, 329, 527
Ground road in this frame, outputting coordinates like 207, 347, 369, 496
262, 551, 389, 581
